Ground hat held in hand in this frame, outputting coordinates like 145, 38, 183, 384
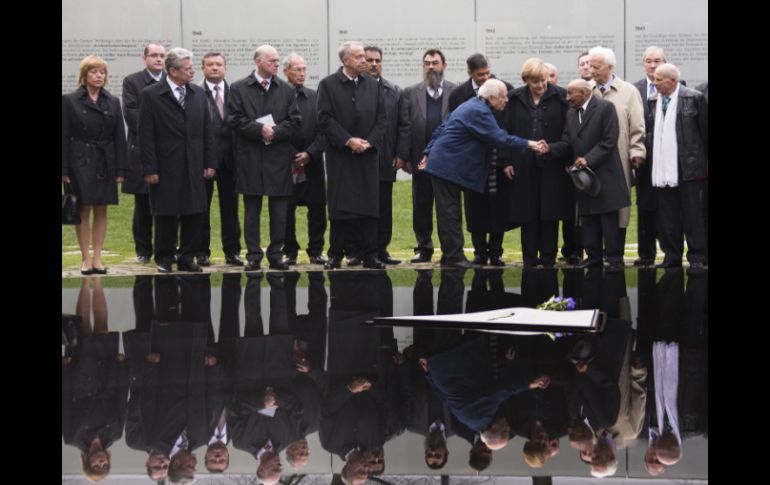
568, 163, 601, 197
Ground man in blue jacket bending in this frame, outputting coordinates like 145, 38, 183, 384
420, 79, 546, 268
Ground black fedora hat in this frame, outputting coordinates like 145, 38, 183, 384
568, 164, 601, 197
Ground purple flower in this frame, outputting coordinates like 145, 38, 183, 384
565, 298, 576, 310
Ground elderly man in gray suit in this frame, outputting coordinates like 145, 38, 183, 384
402, 49, 457, 264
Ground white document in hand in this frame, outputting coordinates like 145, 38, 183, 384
256, 114, 276, 145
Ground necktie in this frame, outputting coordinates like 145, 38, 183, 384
179, 430, 189, 451
578, 107, 584, 124
648, 83, 655, 96
662, 96, 671, 115
176, 85, 186, 109
261, 79, 269, 91
353, 77, 359, 87
599, 86, 606, 94
264, 441, 273, 452
213, 85, 224, 119
432, 88, 441, 100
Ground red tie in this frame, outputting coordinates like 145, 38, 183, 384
261, 79, 269, 90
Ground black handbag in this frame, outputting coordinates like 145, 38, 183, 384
62, 182, 81, 225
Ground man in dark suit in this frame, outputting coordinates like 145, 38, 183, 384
633, 46, 667, 266
139, 47, 216, 273
402, 49, 457, 263
317, 41, 387, 269
421, 79, 543, 268
359, 45, 410, 265
647, 64, 707, 270
549, 79, 631, 271
449, 53, 514, 266
281, 53, 328, 266
199, 52, 243, 267
228, 45, 302, 271
122, 42, 166, 263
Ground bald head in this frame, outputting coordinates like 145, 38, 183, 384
254, 44, 280, 78
565, 78, 592, 109
653, 63, 681, 96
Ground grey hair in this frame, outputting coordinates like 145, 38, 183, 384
655, 63, 681, 81
567, 78, 592, 92
478, 78, 506, 99
642, 45, 667, 62
338, 41, 364, 63
282, 52, 305, 70
165, 47, 193, 71
588, 46, 616, 67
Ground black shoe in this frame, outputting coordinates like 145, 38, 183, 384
178, 261, 203, 273
324, 256, 342, 270
472, 255, 488, 265
283, 256, 298, 266
244, 261, 261, 271
363, 258, 386, 269
136, 255, 151, 264
565, 256, 582, 265
308, 255, 327, 265
269, 260, 290, 270
451, 259, 481, 269
225, 254, 244, 266
157, 262, 173, 273
655, 261, 682, 269
380, 255, 402, 265
347, 257, 362, 267
633, 258, 654, 267
197, 255, 211, 267
410, 252, 432, 263
489, 256, 506, 267
576, 260, 603, 269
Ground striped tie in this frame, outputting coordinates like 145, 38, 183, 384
176, 85, 186, 109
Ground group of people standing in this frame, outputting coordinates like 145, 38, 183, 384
62, 41, 707, 273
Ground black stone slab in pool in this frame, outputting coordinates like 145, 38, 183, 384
62, 267, 707, 482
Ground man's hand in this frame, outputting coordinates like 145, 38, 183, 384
574, 157, 588, 168
402, 161, 413, 174
346, 137, 369, 154
503, 165, 515, 180
417, 155, 428, 171
261, 124, 275, 142
293, 151, 311, 168
393, 157, 405, 170
349, 377, 372, 393
204, 168, 216, 179
145, 174, 160, 184
146, 352, 160, 364
529, 375, 551, 389
631, 156, 645, 169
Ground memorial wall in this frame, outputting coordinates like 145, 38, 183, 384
62, 0, 707, 96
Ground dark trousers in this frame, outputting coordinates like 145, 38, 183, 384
471, 232, 504, 259
132, 193, 153, 257
154, 213, 203, 266
412, 171, 435, 255
200, 167, 242, 258
560, 217, 583, 259
243, 195, 289, 265
377, 180, 394, 257
284, 198, 327, 258
431, 175, 466, 264
521, 220, 559, 266
329, 217, 377, 260
580, 211, 624, 266
655, 181, 706, 265
636, 206, 658, 260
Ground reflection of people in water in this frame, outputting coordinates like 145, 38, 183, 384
62, 277, 127, 482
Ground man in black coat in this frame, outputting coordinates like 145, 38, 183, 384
228, 45, 302, 271
122, 42, 166, 263
549, 79, 630, 271
355, 46, 411, 265
281, 53, 328, 266
139, 47, 217, 273
317, 41, 387, 269
449, 53, 513, 266
198, 52, 243, 267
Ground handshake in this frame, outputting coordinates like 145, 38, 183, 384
528, 139, 549, 155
